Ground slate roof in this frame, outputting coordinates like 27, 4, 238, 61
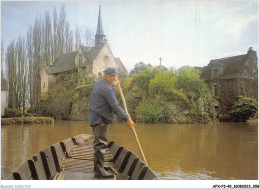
201, 53, 249, 81
96, 5, 105, 36
47, 46, 104, 74
1, 74, 8, 91
80, 46, 103, 68
47, 51, 78, 74
115, 57, 128, 75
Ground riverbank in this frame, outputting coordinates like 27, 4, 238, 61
1, 117, 54, 125
247, 118, 258, 123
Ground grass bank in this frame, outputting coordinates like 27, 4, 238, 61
1, 117, 54, 125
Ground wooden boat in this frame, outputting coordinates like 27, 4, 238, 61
6, 134, 157, 180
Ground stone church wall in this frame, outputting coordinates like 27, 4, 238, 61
92, 44, 118, 77
41, 68, 49, 93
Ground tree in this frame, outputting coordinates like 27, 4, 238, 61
65, 21, 74, 53
130, 62, 153, 75
32, 16, 43, 112
6, 41, 16, 109
16, 37, 27, 113
231, 96, 258, 122
149, 71, 189, 104
43, 10, 52, 66
1, 41, 4, 73
176, 67, 204, 99
27, 26, 34, 112
75, 26, 81, 51
176, 67, 216, 117
82, 27, 95, 47
48, 84, 72, 119
52, 7, 59, 63
57, 3, 66, 55
4, 3, 76, 115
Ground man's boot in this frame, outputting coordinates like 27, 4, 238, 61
93, 124, 114, 178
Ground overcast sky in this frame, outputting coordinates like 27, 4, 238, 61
1, 0, 259, 72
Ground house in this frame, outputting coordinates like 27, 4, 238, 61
1, 74, 8, 116
200, 47, 258, 121
41, 5, 127, 94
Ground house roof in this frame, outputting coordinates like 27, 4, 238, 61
201, 53, 249, 81
1, 74, 8, 91
47, 51, 78, 74
80, 46, 103, 68
47, 45, 104, 74
115, 57, 128, 75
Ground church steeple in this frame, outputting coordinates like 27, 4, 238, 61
95, 5, 106, 47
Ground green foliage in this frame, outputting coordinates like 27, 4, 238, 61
176, 67, 203, 99
149, 71, 176, 97
135, 102, 165, 123
131, 68, 154, 92
125, 66, 216, 123
50, 84, 72, 119
122, 77, 133, 92
38, 84, 72, 119
38, 72, 95, 120
231, 96, 258, 122
38, 66, 217, 123
148, 71, 189, 105
27, 108, 32, 113
4, 108, 22, 118
176, 67, 216, 118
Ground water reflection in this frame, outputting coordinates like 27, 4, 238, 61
1, 120, 258, 180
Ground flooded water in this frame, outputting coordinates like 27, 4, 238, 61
1, 120, 258, 180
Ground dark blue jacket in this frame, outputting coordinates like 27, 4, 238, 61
89, 78, 129, 126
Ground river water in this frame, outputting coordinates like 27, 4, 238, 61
1, 120, 258, 180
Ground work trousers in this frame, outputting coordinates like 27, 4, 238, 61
93, 124, 108, 172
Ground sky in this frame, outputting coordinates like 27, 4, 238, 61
1, 0, 259, 72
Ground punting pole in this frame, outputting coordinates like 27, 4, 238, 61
116, 79, 148, 165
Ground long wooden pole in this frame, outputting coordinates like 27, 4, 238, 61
116, 80, 148, 165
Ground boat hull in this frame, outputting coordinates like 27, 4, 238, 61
6, 134, 157, 180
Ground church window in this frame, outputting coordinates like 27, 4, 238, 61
103, 56, 109, 62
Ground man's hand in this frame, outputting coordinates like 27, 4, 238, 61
126, 119, 135, 129
113, 80, 120, 87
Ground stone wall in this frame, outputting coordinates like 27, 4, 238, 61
211, 77, 257, 121
41, 68, 49, 93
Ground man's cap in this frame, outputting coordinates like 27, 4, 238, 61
103, 68, 118, 75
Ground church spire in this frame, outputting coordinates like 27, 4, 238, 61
95, 5, 106, 47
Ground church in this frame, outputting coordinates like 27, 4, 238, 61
41, 5, 128, 94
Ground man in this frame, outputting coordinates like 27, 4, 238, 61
89, 67, 135, 178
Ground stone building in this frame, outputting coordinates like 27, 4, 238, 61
41, 5, 127, 94
200, 48, 258, 121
